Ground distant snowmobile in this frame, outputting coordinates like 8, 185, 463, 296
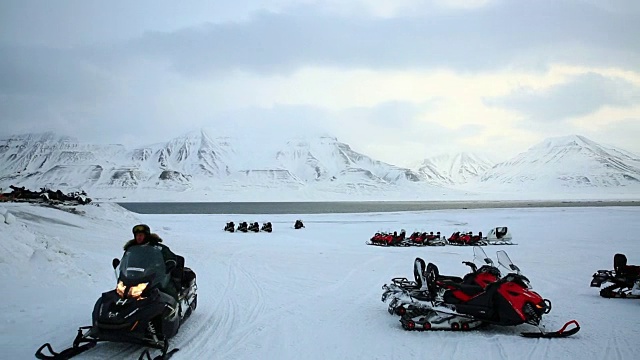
367, 230, 410, 246
248, 222, 260, 233
294, 220, 305, 229
447, 227, 515, 246
224, 221, 235, 232
408, 231, 445, 246
261, 222, 273, 232
237, 221, 248, 233
591, 253, 640, 298
35, 245, 198, 360
381, 247, 579, 338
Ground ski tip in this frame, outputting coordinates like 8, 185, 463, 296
521, 320, 580, 339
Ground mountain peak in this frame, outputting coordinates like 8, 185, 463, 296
534, 134, 597, 150
481, 134, 640, 188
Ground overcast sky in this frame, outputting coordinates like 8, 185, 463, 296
1, 0, 639, 165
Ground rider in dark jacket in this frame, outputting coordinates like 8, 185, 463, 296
124, 224, 179, 300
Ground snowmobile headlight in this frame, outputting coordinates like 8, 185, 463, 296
128, 282, 148, 299
116, 280, 126, 298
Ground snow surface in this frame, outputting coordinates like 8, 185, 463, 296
1, 202, 640, 359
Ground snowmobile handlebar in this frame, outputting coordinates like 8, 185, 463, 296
462, 261, 478, 272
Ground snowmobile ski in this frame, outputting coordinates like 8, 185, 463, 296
139, 347, 180, 360
520, 320, 580, 338
35, 340, 96, 359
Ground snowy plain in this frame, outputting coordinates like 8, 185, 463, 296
1, 202, 640, 359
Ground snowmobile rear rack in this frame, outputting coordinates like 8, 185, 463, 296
521, 320, 580, 338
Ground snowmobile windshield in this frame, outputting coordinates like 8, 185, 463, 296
119, 245, 166, 283
473, 246, 493, 267
497, 250, 521, 274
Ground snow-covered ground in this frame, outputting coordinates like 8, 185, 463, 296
1, 202, 640, 359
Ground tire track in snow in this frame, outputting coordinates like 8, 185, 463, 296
214, 254, 268, 359
174, 251, 239, 358
177, 248, 267, 359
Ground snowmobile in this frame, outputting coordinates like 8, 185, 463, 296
248, 222, 260, 233
237, 221, 248, 233
382, 248, 579, 338
294, 220, 305, 229
261, 222, 273, 232
224, 221, 235, 233
446, 231, 485, 246
591, 253, 640, 298
408, 231, 445, 246
382, 246, 501, 317
35, 244, 198, 360
366, 230, 410, 247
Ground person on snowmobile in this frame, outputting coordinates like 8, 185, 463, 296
124, 224, 179, 300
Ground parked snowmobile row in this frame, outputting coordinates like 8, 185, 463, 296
36, 245, 198, 360
368, 230, 446, 246
224, 221, 273, 233
381, 247, 580, 338
367, 227, 515, 247
591, 253, 640, 299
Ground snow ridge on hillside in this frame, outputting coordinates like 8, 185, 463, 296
480, 135, 640, 188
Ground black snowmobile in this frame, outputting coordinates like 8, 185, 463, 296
237, 221, 248, 233
35, 245, 198, 360
261, 222, 273, 232
224, 221, 235, 232
591, 253, 640, 298
382, 247, 580, 338
294, 220, 305, 229
248, 222, 260, 233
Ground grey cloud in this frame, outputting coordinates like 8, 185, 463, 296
0, 46, 116, 100
129, 0, 640, 76
484, 73, 640, 122
342, 101, 436, 129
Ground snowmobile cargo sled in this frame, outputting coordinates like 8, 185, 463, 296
35, 245, 198, 360
591, 253, 640, 298
484, 227, 515, 245
383, 248, 579, 338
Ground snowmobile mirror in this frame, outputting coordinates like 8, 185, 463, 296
112, 258, 120, 269
484, 258, 492, 265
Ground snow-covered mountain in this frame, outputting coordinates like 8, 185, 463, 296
479, 135, 640, 189
2, 132, 639, 200
413, 152, 495, 185
0, 130, 432, 199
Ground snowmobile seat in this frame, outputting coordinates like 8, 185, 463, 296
172, 255, 185, 286
182, 267, 196, 288
614, 253, 627, 274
